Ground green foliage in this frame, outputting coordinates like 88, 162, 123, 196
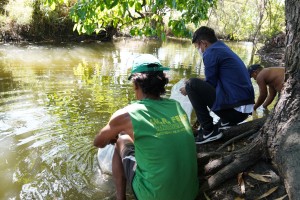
1, 0, 34, 28
0, 0, 9, 14
261, 0, 285, 40
41, 0, 217, 39
0, 0, 76, 41
206, 0, 285, 42
27, 0, 74, 40
0, 0, 285, 42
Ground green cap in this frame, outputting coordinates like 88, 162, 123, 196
128, 54, 170, 80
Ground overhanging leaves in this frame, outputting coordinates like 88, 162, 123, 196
41, 0, 217, 39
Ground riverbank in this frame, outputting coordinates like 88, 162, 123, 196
0, 32, 286, 199
257, 33, 285, 67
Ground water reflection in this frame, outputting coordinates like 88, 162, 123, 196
0, 38, 264, 199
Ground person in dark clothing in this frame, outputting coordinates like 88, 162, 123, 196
180, 26, 255, 144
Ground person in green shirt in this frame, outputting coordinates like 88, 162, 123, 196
94, 54, 199, 200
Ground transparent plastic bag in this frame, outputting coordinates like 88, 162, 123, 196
97, 144, 114, 175
170, 79, 193, 121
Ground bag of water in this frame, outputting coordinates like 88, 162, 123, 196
97, 144, 114, 175
169, 79, 193, 122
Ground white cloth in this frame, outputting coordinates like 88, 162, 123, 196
234, 104, 254, 113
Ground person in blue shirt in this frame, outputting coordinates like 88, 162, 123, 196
180, 26, 255, 144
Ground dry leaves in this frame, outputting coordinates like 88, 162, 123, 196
203, 192, 211, 200
234, 171, 286, 200
254, 186, 278, 200
248, 172, 271, 182
274, 194, 288, 200
237, 172, 246, 194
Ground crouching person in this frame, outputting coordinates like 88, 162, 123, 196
94, 54, 199, 200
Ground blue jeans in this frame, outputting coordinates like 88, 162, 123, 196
185, 78, 249, 131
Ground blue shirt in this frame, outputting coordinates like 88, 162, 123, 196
203, 41, 255, 111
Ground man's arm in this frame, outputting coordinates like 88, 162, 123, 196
203, 52, 218, 87
262, 86, 277, 109
254, 75, 268, 110
94, 109, 133, 148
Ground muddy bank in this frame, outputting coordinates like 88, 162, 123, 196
257, 33, 286, 67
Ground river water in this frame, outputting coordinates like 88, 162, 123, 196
0, 38, 264, 199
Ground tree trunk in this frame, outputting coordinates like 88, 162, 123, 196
265, 0, 300, 199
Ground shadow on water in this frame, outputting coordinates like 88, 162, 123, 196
0, 38, 266, 199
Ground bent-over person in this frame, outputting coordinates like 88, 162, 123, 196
248, 64, 285, 111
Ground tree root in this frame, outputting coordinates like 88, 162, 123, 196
204, 154, 234, 175
197, 118, 267, 191
199, 139, 264, 191
197, 152, 226, 164
222, 117, 266, 140
217, 129, 258, 151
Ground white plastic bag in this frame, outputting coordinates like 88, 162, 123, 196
97, 144, 114, 175
170, 79, 193, 121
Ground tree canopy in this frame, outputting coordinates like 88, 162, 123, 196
43, 0, 217, 39
0, 0, 285, 42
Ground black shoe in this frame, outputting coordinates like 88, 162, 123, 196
195, 126, 223, 144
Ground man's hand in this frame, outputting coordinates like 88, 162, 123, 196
263, 107, 269, 116
109, 136, 118, 144
252, 110, 258, 119
180, 87, 187, 96
94, 110, 132, 148
109, 131, 128, 144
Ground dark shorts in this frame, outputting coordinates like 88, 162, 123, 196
121, 143, 136, 187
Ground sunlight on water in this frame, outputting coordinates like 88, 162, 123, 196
0, 38, 264, 199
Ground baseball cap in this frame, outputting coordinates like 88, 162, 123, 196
128, 54, 170, 80
247, 64, 262, 77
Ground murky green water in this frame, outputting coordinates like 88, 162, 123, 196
0, 38, 265, 199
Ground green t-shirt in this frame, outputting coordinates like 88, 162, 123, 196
126, 98, 199, 200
